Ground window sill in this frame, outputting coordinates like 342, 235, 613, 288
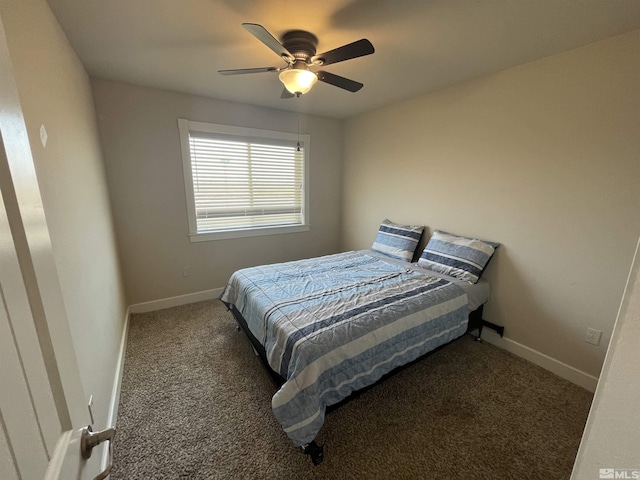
189, 224, 310, 242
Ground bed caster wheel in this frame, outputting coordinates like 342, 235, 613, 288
301, 441, 324, 465
235, 324, 241, 332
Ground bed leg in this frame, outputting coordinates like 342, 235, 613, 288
222, 301, 239, 331
478, 319, 505, 339
301, 441, 324, 465
476, 322, 484, 342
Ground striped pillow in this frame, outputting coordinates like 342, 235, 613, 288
418, 230, 499, 283
371, 219, 424, 262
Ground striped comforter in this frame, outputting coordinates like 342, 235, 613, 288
220, 251, 469, 446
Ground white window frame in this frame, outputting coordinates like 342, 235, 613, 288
178, 119, 310, 242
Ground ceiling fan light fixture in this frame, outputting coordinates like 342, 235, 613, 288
279, 68, 317, 96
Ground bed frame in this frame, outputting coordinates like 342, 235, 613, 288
221, 299, 503, 465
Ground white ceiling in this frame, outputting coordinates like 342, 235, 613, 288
47, 0, 640, 119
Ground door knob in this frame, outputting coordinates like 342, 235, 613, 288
80, 425, 116, 480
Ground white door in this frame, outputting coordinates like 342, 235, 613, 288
0, 15, 104, 479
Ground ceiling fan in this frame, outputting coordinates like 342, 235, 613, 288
219, 23, 374, 98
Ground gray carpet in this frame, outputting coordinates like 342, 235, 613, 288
111, 300, 592, 479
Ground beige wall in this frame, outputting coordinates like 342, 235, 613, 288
0, 0, 126, 428
571, 236, 640, 478
341, 29, 640, 378
91, 80, 344, 304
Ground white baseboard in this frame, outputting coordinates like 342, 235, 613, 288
479, 329, 599, 392
101, 305, 130, 471
128, 288, 224, 314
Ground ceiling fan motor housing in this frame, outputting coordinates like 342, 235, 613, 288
281, 30, 318, 63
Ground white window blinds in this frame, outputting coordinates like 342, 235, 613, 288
185, 129, 306, 234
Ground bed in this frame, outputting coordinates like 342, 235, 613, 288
220, 224, 499, 464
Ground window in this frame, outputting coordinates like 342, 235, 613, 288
178, 119, 310, 241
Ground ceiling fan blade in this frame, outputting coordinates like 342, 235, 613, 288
316, 71, 363, 92
280, 88, 295, 99
218, 67, 279, 75
242, 23, 295, 62
311, 39, 374, 66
